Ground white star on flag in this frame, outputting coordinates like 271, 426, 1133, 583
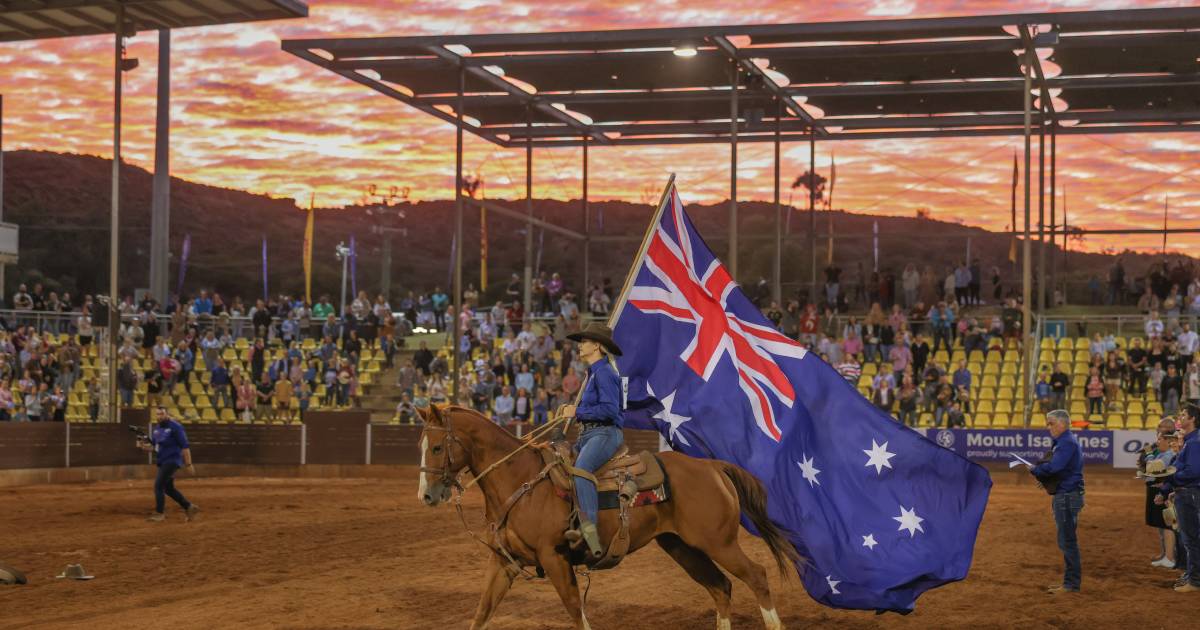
648, 384, 691, 447
862, 534, 878, 550
826, 575, 841, 595
894, 506, 926, 537
863, 440, 896, 475
797, 454, 821, 487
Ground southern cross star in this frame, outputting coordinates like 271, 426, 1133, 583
797, 454, 821, 487
863, 439, 897, 475
894, 506, 926, 537
862, 534, 878, 550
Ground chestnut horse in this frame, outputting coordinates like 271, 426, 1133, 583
417, 405, 799, 630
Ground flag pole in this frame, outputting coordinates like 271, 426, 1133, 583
559, 174, 677, 430
607, 173, 677, 328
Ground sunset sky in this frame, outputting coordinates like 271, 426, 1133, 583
0, 0, 1197, 254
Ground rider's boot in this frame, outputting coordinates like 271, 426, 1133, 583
579, 519, 603, 560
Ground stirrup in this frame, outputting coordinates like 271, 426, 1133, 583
580, 522, 603, 559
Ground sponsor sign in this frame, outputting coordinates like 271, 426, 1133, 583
926, 429, 1114, 465
1112, 430, 1157, 469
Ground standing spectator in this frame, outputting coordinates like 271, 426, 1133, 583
1162, 364, 1184, 415
1145, 310, 1165, 340
928, 302, 952, 353
872, 378, 895, 415
1084, 367, 1105, 417
1036, 372, 1053, 412
824, 263, 841, 311
117, 358, 138, 407
910, 334, 931, 376
413, 341, 434, 377
889, 342, 911, 384
1108, 258, 1126, 305
901, 263, 920, 309
991, 266, 1003, 303
897, 376, 919, 427
493, 385, 515, 424
968, 259, 982, 305
255, 373, 274, 420
430, 287, 449, 331
1177, 323, 1197, 366
1185, 363, 1200, 420
798, 304, 819, 346
210, 359, 232, 409
1050, 364, 1071, 410
273, 376, 293, 422
953, 360, 972, 405
0, 386, 13, 421
836, 353, 861, 385
1127, 338, 1150, 395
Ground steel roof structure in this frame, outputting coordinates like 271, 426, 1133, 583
283, 7, 1200, 148
0, 0, 307, 41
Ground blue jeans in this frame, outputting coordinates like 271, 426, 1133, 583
1175, 488, 1200, 586
574, 424, 624, 524
154, 463, 191, 514
1052, 489, 1085, 589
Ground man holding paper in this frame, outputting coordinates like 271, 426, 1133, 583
1031, 409, 1085, 594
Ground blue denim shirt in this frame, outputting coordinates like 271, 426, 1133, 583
151, 419, 190, 468
575, 359, 623, 427
1032, 430, 1084, 493
1162, 430, 1200, 495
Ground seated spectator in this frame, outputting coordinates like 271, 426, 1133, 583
396, 392, 418, 424
1145, 310, 1164, 339
842, 328, 863, 359
836, 354, 861, 386
532, 390, 549, 426
945, 401, 967, 428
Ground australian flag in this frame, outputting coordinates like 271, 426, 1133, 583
615, 182, 992, 613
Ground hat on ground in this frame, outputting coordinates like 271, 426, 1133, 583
55, 564, 94, 581
0, 563, 26, 585
1140, 459, 1177, 479
566, 322, 623, 357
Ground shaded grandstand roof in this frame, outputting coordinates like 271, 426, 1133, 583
282, 7, 1200, 148
0, 0, 308, 42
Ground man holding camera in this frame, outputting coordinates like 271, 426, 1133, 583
1031, 409, 1085, 594
139, 406, 200, 523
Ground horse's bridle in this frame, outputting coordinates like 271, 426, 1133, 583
419, 422, 466, 495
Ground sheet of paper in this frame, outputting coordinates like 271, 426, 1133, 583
1009, 453, 1035, 469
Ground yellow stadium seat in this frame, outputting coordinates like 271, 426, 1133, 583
967, 350, 984, 363
983, 363, 1000, 375
1070, 401, 1087, 415
980, 375, 998, 389
189, 382, 205, 395
862, 363, 878, 376
996, 387, 1014, 401
1040, 338, 1056, 349
994, 400, 1013, 414
200, 408, 218, 422
195, 396, 212, 409
219, 408, 236, 423
971, 413, 990, 428
977, 387, 996, 401
998, 375, 1016, 388
975, 400, 994, 414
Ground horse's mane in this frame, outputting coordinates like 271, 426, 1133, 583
430, 405, 523, 451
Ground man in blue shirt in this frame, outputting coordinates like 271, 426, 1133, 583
1157, 411, 1200, 592
561, 323, 624, 560
1031, 409, 1085, 594
140, 406, 200, 522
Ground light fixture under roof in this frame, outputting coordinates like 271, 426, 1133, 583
800, 102, 825, 120
764, 68, 790, 87
673, 45, 698, 57
1059, 119, 1079, 127
482, 65, 505, 77
357, 69, 382, 81
445, 44, 472, 56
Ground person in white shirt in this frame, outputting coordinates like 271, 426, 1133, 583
1145, 311, 1164, 339
492, 385, 515, 424
1178, 323, 1198, 358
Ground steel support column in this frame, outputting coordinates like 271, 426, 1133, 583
1021, 43, 1033, 428
0, 94, 5, 298
582, 134, 589, 300
808, 124, 817, 305
728, 61, 738, 280
452, 65, 464, 403
524, 107, 533, 317
107, 4, 124, 426
773, 99, 782, 304
149, 29, 171, 305
1037, 104, 1046, 314
1049, 123, 1057, 304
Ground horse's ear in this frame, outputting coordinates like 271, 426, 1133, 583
418, 405, 441, 426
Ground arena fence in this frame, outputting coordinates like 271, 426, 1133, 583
0, 412, 664, 471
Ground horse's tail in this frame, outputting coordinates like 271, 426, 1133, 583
721, 463, 802, 579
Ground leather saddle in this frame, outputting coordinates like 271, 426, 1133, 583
539, 441, 665, 494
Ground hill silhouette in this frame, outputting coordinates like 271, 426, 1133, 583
0, 150, 1188, 305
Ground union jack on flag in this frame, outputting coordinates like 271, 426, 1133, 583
626, 187, 805, 441
614, 180, 991, 613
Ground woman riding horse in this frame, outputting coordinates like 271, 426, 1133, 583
561, 322, 625, 560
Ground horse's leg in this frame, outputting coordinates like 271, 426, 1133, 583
702, 543, 781, 630
468, 554, 516, 630
656, 533, 733, 630
538, 548, 590, 630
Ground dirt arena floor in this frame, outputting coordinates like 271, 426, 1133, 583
1, 469, 1196, 629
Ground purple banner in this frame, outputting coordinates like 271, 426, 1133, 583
261, 236, 268, 301
924, 428, 1114, 465
175, 233, 191, 297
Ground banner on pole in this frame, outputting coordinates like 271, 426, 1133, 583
349, 234, 357, 298
175, 233, 191, 297
303, 196, 314, 304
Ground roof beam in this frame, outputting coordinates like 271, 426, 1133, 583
1020, 25, 1057, 126
741, 32, 1057, 61
425, 44, 611, 145
711, 34, 820, 135
0, 14, 40, 36
467, 198, 585, 240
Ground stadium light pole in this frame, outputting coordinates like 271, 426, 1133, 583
149, 29, 171, 306
335, 242, 350, 317
1049, 123, 1057, 303
0, 94, 5, 300
582, 134, 589, 300
1037, 102, 1046, 315
808, 124, 816, 305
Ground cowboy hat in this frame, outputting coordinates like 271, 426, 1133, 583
1140, 459, 1177, 479
54, 564, 94, 581
566, 322, 623, 357
1164, 504, 1179, 530
0, 563, 26, 585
